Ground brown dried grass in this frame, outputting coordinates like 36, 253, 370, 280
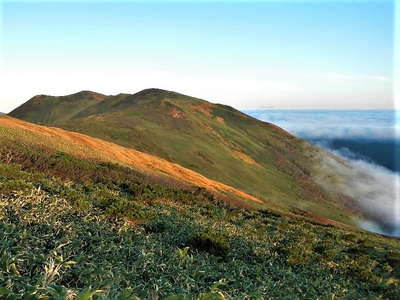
0, 116, 262, 204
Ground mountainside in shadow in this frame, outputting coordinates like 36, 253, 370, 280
10, 88, 357, 223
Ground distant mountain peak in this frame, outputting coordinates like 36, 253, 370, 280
28, 91, 106, 101
30, 94, 49, 101
64, 90, 106, 100
9, 91, 107, 124
74, 90, 104, 96
138, 88, 169, 93
133, 88, 178, 97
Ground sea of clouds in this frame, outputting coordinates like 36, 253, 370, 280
245, 110, 399, 141
245, 109, 400, 237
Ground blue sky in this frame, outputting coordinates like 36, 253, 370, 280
0, 0, 395, 112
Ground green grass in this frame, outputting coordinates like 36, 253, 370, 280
8, 91, 106, 124
8, 89, 358, 225
0, 139, 400, 299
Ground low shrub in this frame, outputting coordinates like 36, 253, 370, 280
188, 232, 230, 258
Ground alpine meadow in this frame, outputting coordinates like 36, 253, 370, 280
1, 0, 398, 299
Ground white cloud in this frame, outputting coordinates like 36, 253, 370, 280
247, 110, 399, 140
323, 73, 391, 82
316, 149, 400, 237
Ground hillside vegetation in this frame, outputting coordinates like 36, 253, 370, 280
8, 91, 106, 124
0, 117, 262, 209
0, 120, 399, 299
9, 89, 355, 225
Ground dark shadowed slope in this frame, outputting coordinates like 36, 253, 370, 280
9, 89, 354, 224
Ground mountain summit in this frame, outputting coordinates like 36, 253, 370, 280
10, 90, 107, 124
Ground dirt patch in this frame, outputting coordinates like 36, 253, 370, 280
215, 116, 225, 124
168, 108, 185, 119
192, 103, 213, 116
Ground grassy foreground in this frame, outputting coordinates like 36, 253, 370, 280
1, 140, 400, 299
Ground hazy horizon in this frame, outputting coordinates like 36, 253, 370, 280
0, 0, 395, 113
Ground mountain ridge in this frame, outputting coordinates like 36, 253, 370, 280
9, 88, 358, 225
9, 90, 107, 124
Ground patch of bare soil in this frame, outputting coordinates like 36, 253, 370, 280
192, 103, 213, 116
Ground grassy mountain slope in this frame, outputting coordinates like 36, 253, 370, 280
9, 91, 107, 124
0, 118, 399, 299
0, 116, 264, 209
9, 89, 354, 225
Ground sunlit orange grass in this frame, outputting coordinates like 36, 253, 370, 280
0, 116, 263, 206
